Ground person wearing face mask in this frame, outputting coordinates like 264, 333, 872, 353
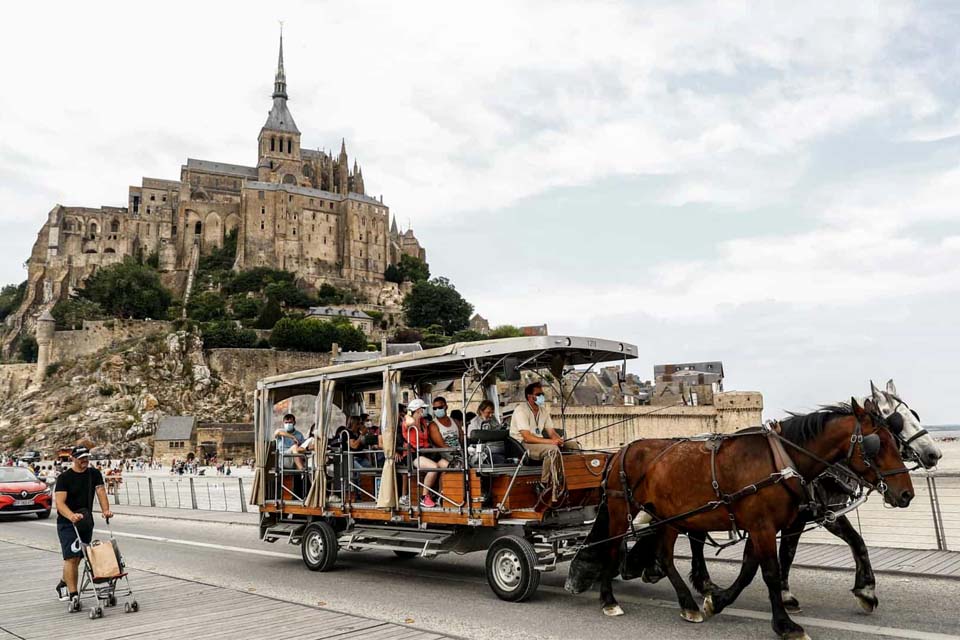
428, 397, 463, 467
510, 382, 579, 502
402, 399, 448, 508
273, 414, 306, 469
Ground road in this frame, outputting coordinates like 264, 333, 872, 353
1, 513, 957, 640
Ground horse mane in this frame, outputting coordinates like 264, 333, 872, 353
778, 403, 857, 446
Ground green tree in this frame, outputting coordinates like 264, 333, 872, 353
420, 332, 451, 349
403, 277, 473, 335
384, 264, 403, 284
228, 294, 262, 320
223, 267, 294, 295
0, 281, 27, 321
452, 329, 487, 343
333, 320, 368, 352
489, 325, 525, 339
398, 254, 430, 283
18, 335, 38, 363
200, 320, 258, 348
391, 327, 423, 343
254, 297, 283, 330
187, 291, 228, 322
264, 281, 315, 308
78, 258, 172, 319
51, 298, 106, 329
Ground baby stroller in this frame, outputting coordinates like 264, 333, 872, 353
69, 518, 138, 619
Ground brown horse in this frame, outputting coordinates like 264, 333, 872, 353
565, 399, 913, 640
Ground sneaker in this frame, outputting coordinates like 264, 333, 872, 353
420, 494, 436, 508
55, 580, 68, 602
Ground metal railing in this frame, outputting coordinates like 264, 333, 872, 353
802, 471, 958, 552
108, 476, 248, 513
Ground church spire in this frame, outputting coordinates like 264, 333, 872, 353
273, 26, 288, 100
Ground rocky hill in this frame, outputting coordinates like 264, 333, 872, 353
0, 331, 250, 458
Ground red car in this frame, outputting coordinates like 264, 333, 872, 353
0, 467, 53, 519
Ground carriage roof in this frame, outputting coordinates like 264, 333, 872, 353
257, 335, 638, 393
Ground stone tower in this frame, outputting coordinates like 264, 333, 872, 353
257, 30, 303, 185
34, 309, 55, 383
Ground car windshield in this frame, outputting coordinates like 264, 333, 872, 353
0, 468, 38, 483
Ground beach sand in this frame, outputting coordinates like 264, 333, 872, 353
931, 438, 960, 472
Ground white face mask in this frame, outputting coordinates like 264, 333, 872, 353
534, 393, 546, 407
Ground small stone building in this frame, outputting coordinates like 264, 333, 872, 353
152, 416, 196, 464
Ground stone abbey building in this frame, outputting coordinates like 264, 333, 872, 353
6, 35, 425, 350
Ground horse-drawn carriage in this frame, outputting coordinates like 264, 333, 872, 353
251, 335, 636, 601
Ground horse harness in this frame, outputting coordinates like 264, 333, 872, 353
602, 416, 910, 546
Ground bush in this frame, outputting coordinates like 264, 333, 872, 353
264, 281, 315, 308
269, 317, 368, 352
254, 298, 283, 330
187, 291, 228, 322
223, 267, 294, 295
452, 329, 487, 343
145, 251, 160, 269
77, 258, 172, 319
391, 328, 424, 343
229, 295, 262, 320
403, 277, 473, 335
18, 335, 38, 363
0, 281, 27, 321
384, 264, 403, 284
52, 298, 105, 329
201, 320, 258, 349
45, 362, 62, 376
489, 325, 525, 339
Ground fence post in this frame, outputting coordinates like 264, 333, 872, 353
189, 478, 198, 510
221, 482, 228, 511
927, 475, 948, 551
148, 478, 156, 507
238, 478, 247, 512
113, 483, 120, 505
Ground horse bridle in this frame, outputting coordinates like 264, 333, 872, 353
843, 413, 911, 496
884, 396, 928, 466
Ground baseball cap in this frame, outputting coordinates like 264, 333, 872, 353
406, 398, 427, 413
71, 445, 91, 459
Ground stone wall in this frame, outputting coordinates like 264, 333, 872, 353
51, 320, 174, 362
206, 348, 330, 394
550, 391, 764, 450
0, 364, 35, 398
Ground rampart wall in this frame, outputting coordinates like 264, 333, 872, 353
206, 348, 330, 394
51, 320, 174, 362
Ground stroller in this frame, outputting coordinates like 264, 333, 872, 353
68, 518, 139, 619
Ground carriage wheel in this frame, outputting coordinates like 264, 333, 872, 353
486, 535, 540, 602
301, 521, 338, 572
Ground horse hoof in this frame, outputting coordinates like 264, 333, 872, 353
680, 609, 704, 623
781, 590, 802, 614
702, 594, 715, 619
853, 586, 877, 614
602, 604, 625, 617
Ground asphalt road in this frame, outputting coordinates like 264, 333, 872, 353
1, 513, 957, 640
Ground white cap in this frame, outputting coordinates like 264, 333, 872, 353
406, 398, 427, 413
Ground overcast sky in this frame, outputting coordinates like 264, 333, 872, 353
1, 1, 958, 422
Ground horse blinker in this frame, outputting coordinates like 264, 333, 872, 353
862, 433, 881, 458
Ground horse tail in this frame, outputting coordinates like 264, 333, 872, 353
565, 498, 613, 594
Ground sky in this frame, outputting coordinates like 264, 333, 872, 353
1, 1, 958, 422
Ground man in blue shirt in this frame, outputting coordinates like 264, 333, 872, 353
273, 413, 305, 469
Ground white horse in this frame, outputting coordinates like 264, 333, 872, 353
869, 379, 942, 469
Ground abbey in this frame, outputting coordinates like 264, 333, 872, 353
11, 35, 425, 339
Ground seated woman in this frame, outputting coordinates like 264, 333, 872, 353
428, 397, 463, 467
467, 400, 508, 465
402, 399, 448, 508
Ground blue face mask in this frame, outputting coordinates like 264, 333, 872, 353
433, 408, 446, 418
535, 394, 546, 407
284, 423, 295, 433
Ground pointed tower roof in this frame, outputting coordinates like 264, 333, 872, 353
340, 138, 348, 158
263, 28, 299, 134
390, 215, 399, 236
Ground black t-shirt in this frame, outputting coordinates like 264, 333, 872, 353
54, 468, 104, 524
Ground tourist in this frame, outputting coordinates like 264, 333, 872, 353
428, 397, 463, 467
273, 413, 305, 470
510, 382, 580, 502
467, 400, 508, 465
402, 399, 447, 508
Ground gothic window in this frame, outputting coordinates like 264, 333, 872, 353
261, 206, 266, 215
162, 195, 167, 202
89, 222, 98, 239
172, 225, 177, 237
147, 207, 151, 214
287, 139, 292, 153
293, 228, 296, 236
110, 220, 120, 233
329, 202, 334, 210
261, 221, 265, 230
150, 194, 155, 201
271, 137, 275, 152
194, 221, 202, 235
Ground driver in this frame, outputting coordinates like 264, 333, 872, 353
510, 382, 580, 502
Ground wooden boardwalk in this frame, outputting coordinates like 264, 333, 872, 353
675, 538, 960, 579
0, 541, 448, 640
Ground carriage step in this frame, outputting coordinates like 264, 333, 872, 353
342, 526, 452, 556
264, 522, 306, 542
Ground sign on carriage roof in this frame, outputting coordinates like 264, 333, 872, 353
257, 335, 638, 389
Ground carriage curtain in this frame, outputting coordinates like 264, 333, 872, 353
376, 369, 400, 509
305, 379, 336, 508
250, 389, 267, 505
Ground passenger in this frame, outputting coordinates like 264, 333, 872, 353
450, 409, 464, 430
402, 399, 448, 508
273, 413, 306, 470
429, 397, 463, 467
467, 400, 508, 465
342, 416, 373, 471
510, 382, 580, 502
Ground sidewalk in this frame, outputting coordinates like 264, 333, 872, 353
0, 540, 450, 640
90, 503, 259, 526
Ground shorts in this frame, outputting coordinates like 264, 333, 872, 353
57, 520, 92, 560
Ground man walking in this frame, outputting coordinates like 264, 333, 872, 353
54, 443, 113, 608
